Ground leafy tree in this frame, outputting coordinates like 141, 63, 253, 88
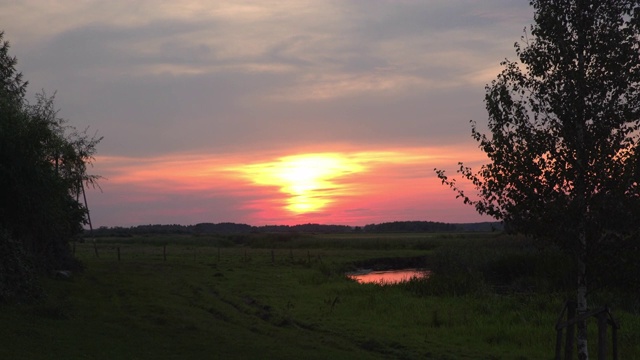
0, 31, 101, 301
436, 1, 640, 358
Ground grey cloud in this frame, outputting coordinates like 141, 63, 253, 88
261, 35, 315, 67
11, 1, 531, 159
342, 0, 528, 40
23, 19, 219, 74
2, 0, 523, 226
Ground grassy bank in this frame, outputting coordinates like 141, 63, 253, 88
1, 232, 638, 359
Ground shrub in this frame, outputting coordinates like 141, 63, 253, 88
0, 228, 42, 303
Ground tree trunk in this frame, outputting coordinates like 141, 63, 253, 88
577, 232, 589, 360
575, 2, 589, 358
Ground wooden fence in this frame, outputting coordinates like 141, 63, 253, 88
555, 300, 619, 360
77, 240, 319, 266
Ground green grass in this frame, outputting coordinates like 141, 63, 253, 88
1, 232, 638, 359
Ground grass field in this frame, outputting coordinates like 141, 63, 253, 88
1, 232, 638, 359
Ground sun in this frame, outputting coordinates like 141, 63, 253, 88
237, 153, 365, 214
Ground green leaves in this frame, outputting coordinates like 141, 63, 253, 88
436, 1, 640, 287
0, 32, 100, 278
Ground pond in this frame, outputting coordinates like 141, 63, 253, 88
346, 268, 431, 285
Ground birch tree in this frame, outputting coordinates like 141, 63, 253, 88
436, 2, 640, 358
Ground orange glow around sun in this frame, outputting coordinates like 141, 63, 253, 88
88, 145, 491, 226
234, 153, 366, 214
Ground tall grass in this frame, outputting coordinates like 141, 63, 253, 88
1, 232, 637, 359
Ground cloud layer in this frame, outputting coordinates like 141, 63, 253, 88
1, 1, 534, 226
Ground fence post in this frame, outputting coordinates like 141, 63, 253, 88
565, 301, 576, 360
271, 249, 275, 264
612, 321, 618, 360
163, 245, 167, 261
598, 311, 607, 360
117, 247, 121, 262
93, 239, 99, 258
555, 327, 563, 360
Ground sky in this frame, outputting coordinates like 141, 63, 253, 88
0, 1, 534, 227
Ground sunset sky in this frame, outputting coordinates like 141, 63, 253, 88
0, 1, 534, 227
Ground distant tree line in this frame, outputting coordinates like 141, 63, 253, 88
89, 222, 351, 237
362, 221, 457, 233
87, 221, 501, 237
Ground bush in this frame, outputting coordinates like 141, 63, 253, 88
0, 229, 42, 303
0, 32, 99, 277
401, 271, 487, 297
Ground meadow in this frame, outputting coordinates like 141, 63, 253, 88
1, 232, 638, 359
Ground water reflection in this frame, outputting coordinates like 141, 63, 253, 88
347, 269, 430, 285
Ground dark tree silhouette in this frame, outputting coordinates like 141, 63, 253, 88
0, 31, 101, 302
436, 2, 640, 358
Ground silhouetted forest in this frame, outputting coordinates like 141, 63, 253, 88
87, 221, 502, 237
